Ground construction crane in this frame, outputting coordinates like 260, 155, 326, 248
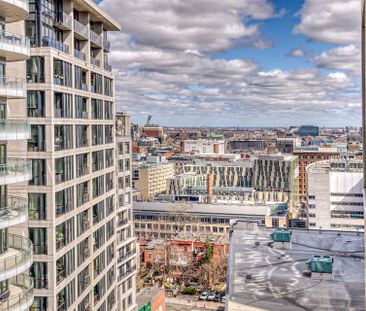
145, 115, 152, 126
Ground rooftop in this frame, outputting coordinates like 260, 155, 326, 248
136, 285, 164, 307
227, 221, 365, 311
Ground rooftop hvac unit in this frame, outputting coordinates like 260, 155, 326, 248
306, 255, 333, 274
270, 229, 292, 242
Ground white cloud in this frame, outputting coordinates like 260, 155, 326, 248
288, 48, 305, 57
293, 0, 360, 45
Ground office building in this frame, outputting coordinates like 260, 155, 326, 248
276, 137, 301, 153
226, 221, 364, 310
307, 160, 363, 231
24, 0, 122, 310
293, 147, 340, 203
253, 155, 299, 215
180, 139, 225, 154
133, 157, 174, 200
228, 139, 266, 152
115, 113, 137, 311
0, 0, 34, 309
166, 172, 207, 196
298, 125, 319, 137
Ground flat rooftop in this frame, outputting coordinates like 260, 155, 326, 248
227, 221, 364, 311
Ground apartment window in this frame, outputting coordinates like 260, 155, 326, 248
78, 295, 90, 311
105, 125, 113, 144
55, 125, 73, 151
124, 142, 130, 154
57, 281, 75, 310
56, 249, 75, 284
77, 210, 89, 236
75, 125, 88, 148
92, 125, 103, 145
93, 225, 105, 251
29, 159, 46, 185
105, 196, 114, 216
78, 266, 90, 296
92, 150, 104, 172
77, 237, 90, 266
104, 77, 113, 96
54, 93, 73, 118
91, 99, 103, 119
93, 277, 105, 305
93, 201, 105, 225
105, 172, 113, 192
28, 125, 45, 151
28, 193, 46, 220
55, 156, 74, 184
25, 20, 37, 47
76, 153, 88, 177
31, 297, 48, 311
54, 59, 72, 86
74, 66, 87, 91
56, 218, 75, 251
91, 72, 103, 94
27, 91, 45, 117
29, 227, 47, 255
93, 251, 106, 278
106, 219, 114, 241
104, 101, 113, 120
27, 56, 45, 83
105, 148, 113, 167
75, 96, 88, 119
55, 186, 74, 217
30, 262, 48, 289
106, 267, 115, 288
106, 243, 114, 264
93, 176, 105, 198
76, 181, 89, 207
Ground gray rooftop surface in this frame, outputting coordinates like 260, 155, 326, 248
228, 221, 365, 311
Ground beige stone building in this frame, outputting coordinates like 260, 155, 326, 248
133, 159, 174, 200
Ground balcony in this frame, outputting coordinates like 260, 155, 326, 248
0, 31, 29, 61
42, 36, 69, 54
90, 30, 102, 47
0, 159, 31, 186
91, 57, 100, 67
104, 63, 112, 72
0, 234, 33, 282
74, 19, 88, 40
103, 38, 110, 51
0, 76, 26, 99
0, 120, 30, 140
55, 12, 72, 30
74, 49, 86, 61
0, 274, 34, 311
0, 0, 28, 23
0, 196, 27, 229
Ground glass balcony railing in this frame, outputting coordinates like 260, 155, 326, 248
74, 49, 86, 61
0, 159, 32, 186
0, 234, 33, 282
104, 63, 112, 72
74, 19, 89, 39
0, 196, 27, 229
42, 36, 69, 53
55, 11, 72, 30
103, 38, 110, 51
0, 0, 29, 22
91, 57, 100, 67
0, 120, 30, 140
90, 30, 102, 47
0, 30, 30, 61
0, 76, 26, 98
0, 274, 34, 311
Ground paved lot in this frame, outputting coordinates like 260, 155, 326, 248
167, 303, 224, 311
166, 296, 224, 310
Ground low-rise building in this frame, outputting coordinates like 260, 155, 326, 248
137, 285, 166, 311
276, 137, 301, 153
181, 139, 225, 154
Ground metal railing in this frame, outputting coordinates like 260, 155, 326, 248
26, 73, 45, 83
0, 30, 30, 57
0, 159, 32, 186
74, 19, 89, 39
55, 12, 72, 29
90, 30, 102, 47
42, 36, 69, 53
0, 234, 33, 280
0, 76, 26, 98
0, 274, 33, 311
0, 196, 27, 228
74, 49, 86, 60
0, 120, 30, 140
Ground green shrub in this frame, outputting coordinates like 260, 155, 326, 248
183, 287, 197, 295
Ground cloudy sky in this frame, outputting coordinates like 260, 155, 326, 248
100, 0, 361, 127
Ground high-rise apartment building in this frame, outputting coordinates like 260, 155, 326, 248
23, 1, 123, 310
0, 0, 34, 309
115, 113, 137, 311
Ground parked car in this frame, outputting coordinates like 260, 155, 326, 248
207, 293, 216, 301
199, 292, 209, 300
221, 296, 226, 303
214, 294, 221, 302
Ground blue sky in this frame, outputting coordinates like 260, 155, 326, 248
101, 0, 361, 127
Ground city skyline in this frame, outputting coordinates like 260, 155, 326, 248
100, 0, 361, 127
